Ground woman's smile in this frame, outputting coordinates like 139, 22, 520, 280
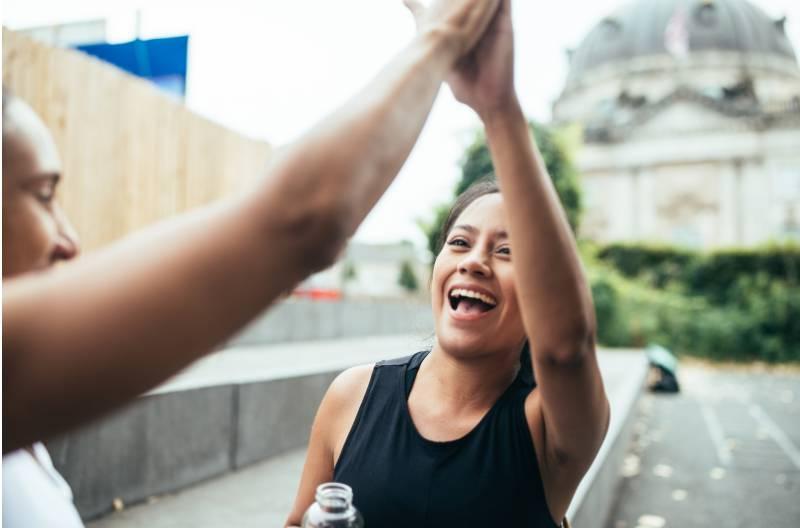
447, 283, 498, 321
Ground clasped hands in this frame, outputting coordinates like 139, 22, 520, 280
404, 0, 520, 120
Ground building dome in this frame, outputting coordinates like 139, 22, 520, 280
565, 0, 797, 88
549, 0, 800, 251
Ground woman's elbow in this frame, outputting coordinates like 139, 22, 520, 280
540, 322, 596, 366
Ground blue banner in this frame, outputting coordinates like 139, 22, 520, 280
76, 36, 189, 98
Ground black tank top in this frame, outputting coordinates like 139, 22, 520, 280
333, 351, 559, 527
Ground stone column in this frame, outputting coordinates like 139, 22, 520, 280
631, 167, 641, 240
634, 167, 656, 242
734, 159, 744, 246
719, 159, 742, 246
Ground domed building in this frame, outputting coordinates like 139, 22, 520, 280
553, 0, 800, 248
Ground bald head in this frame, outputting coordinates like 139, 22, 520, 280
3, 91, 62, 174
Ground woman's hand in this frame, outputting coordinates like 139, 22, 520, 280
406, 0, 517, 118
403, 0, 502, 71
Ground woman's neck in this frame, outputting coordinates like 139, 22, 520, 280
420, 342, 521, 410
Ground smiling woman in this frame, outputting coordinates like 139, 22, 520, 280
286, 2, 608, 527
431, 181, 524, 358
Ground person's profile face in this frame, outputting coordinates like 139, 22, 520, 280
430, 193, 526, 359
2, 98, 79, 278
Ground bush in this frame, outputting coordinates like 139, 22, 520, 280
595, 244, 698, 288
397, 261, 419, 292
596, 243, 800, 304
685, 246, 800, 304
590, 270, 633, 347
589, 264, 800, 363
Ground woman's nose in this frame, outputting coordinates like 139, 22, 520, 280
458, 250, 492, 278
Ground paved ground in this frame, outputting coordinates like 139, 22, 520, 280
88, 448, 306, 528
605, 364, 800, 528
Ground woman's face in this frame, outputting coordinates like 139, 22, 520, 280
2, 98, 79, 278
431, 193, 526, 359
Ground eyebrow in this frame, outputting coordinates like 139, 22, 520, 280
26, 172, 61, 184
452, 224, 478, 234
452, 224, 508, 239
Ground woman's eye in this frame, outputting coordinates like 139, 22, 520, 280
447, 238, 469, 248
496, 246, 511, 256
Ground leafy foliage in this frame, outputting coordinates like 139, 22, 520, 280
422, 122, 583, 259
596, 243, 800, 303
398, 260, 419, 292
589, 249, 800, 363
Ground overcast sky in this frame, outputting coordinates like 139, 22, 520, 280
5, 0, 800, 247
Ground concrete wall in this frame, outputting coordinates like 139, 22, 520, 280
48, 299, 431, 520
47, 371, 339, 521
51, 350, 647, 523
227, 298, 432, 347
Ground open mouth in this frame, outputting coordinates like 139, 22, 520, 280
448, 288, 498, 316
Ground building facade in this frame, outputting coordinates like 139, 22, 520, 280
553, 0, 800, 248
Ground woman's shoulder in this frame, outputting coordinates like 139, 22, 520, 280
327, 350, 426, 401
324, 350, 427, 419
327, 363, 375, 404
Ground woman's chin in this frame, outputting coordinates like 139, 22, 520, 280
435, 331, 487, 359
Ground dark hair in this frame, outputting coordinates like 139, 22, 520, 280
435, 178, 499, 255
434, 178, 536, 386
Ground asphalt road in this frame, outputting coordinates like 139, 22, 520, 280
605, 364, 800, 528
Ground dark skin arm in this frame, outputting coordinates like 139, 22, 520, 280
2, 0, 501, 453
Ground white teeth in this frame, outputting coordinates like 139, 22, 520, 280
450, 288, 497, 306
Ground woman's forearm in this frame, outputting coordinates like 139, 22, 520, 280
482, 101, 595, 360
2, 28, 461, 453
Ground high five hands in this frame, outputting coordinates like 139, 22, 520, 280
405, 0, 519, 119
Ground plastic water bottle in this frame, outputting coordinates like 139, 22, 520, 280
302, 483, 364, 528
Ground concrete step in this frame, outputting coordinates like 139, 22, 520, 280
51, 335, 432, 520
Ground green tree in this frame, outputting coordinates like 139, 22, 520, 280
422, 122, 583, 257
341, 260, 357, 282
397, 260, 419, 292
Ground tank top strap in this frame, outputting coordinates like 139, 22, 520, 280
403, 350, 429, 397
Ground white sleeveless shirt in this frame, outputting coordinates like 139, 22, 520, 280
3, 443, 84, 527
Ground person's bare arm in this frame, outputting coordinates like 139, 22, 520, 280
2, 0, 501, 453
487, 104, 608, 508
434, 0, 609, 518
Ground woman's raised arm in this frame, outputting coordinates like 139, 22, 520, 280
437, 0, 609, 518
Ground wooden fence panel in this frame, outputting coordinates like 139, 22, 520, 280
3, 29, 271, 252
